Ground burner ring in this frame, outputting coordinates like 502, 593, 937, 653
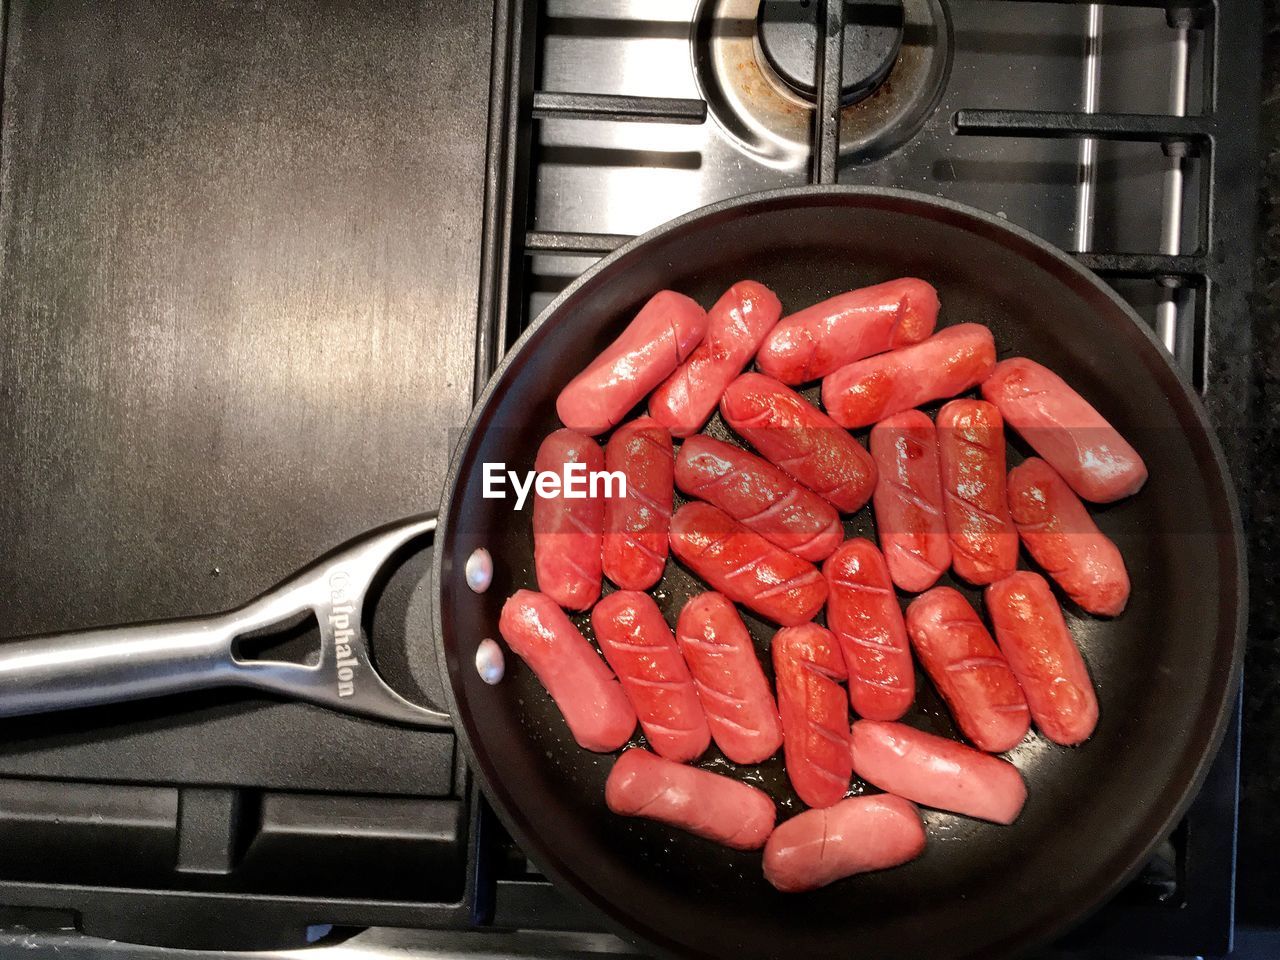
756, 0, 904, 105
692, 0, 951, 166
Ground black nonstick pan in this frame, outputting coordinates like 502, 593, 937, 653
431, 187, 1244, 960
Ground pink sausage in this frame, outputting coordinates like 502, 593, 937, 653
822, 539, 915, 721
592, 591, 711, 763
669, 502, 828, 627
498, 590, 637, 752
605, 748, 776, 850
936, 400, 1018, 586
649, 280, 782, 437
869, 410, 951, 593
981, 357, 1147, 503
905, 587, 1030, 753
557, 290, 708, 435
984, 572, 1099, 746
674, 435, 842, 562
850, 720, 1027, 824
720, 372, 877, 513
756, 278, 939, 385
762, 795, 925, 892
773, 624, 852, 808
602, 417, 674, 591
532, 429, 604, 610
675, 593, 783, 764
821, 324, 997, 429
1006, 457, 1130, 616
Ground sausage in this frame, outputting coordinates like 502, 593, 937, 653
532, 429, 604, 610
556, 290, 708, 435
905, 587, 1029, 753
720, 372, 877, 512
605, 748, 776, 850
849, 720, 1027, 824
1006, 457, 1130, 616
762, 795, 925, 892
602, 418, 674, 591
981, 357, 1147, 503
869, 410, 951, 592
822, 539, 915, 721
498, 590, 636, 752
592, 591, 711, 762
821, 324, 997, 429
649, 280, 782, 437
756, 278, 939, 385
675, 593, 784, 764
772, 624, 851, 808
674, 435, 842, 563
984, 572, 1099, 746
669, 502, 828, 627
936, 400, 1018, 585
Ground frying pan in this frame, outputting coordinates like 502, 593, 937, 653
433, 187, 1244, 960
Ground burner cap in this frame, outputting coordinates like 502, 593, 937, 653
756, 0, 904, 104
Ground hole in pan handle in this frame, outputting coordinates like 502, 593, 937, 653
0, 514, 451, 729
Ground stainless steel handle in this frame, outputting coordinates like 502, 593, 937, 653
0, 513, 451, 728
0, 617, 239, 717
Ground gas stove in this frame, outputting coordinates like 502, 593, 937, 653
0, 0, 1259, 958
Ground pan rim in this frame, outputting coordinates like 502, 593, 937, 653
431, 184, 1246, 960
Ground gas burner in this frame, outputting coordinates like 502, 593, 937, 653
756, 0, 903, 105
693, 0, 950, 165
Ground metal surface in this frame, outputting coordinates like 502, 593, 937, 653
0, 0, 495, 946
811, 0, 846, 183
532, 92, 708, 125
437, 187, 1244, 960
1155, 26, 1190, 358
0, 516, 448, 727
756, 0, 902, 103
0, 927, 641, 960
1071, 5, 1102, 253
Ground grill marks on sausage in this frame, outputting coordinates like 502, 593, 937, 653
773, 624, 852, 807
592, 591, 711, 762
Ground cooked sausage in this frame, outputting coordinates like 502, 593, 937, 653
603, 417, 674, 591
762, 795, 925, 892
905, 587, 1030, 753
720, 372, 877, 512
1006, 457, 1130, 616
821, 324, 997, 429
557, 290, 708, 435
984, 572, 1099, 746
869, 410, 951, 592
675, 435, 842, 562
498, 590, 636, 752
772, 624, 851, 808
756, 278, 939, 385
675, 593, 784, 764
592, 591, 711, 762
605, 748, 776, 850
669, 502, 828, 627
849, 720, 1027, 824
649, 280, 782, 437
823, 539, 915, 721
532, 429, 604, 610
936, 400, 1018, 585
981, 357, 1148, 503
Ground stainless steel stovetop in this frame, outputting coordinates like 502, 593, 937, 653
0, 0, 1257, 956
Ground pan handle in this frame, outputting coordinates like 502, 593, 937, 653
0, 615, 242, 719
0, 513, 453, 728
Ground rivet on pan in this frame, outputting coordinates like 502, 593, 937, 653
475, 639, 505, 685
465, 548, 493, 593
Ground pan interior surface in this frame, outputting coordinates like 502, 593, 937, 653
434, 189, 1242, 960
